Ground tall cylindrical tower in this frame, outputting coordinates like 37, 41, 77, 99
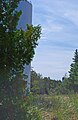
17, 0, 32, 93
17, 0, 32, 29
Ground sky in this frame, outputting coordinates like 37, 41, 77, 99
31, 0, 78, 80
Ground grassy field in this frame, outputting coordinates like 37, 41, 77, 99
33, 94, 78, 120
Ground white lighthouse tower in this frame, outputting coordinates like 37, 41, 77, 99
17, 0, 32, 93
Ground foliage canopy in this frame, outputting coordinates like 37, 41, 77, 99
0, 0, 41, 75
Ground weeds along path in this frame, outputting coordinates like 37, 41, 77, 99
33, 94, 78, 120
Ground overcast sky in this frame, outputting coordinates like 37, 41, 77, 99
31, 0, 78, 80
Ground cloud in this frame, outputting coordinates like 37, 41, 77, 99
64, 10, 78, 26
42, 24, 63, 33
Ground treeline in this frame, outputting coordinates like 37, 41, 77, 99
31, 49, 78, 95
31, 70, 62, 95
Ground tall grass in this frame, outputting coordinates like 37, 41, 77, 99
32, 94, 78, 120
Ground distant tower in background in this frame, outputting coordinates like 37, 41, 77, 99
17, 0, 32, 92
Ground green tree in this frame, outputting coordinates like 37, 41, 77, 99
0, 0, 41, 76
68, 49, 78, 93
0, 0, 41, 119
61, 73, 70, 94
31, 70, 43, 94
43, 77, 51, 94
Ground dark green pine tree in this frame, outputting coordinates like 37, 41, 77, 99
69, 49, 78, 93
